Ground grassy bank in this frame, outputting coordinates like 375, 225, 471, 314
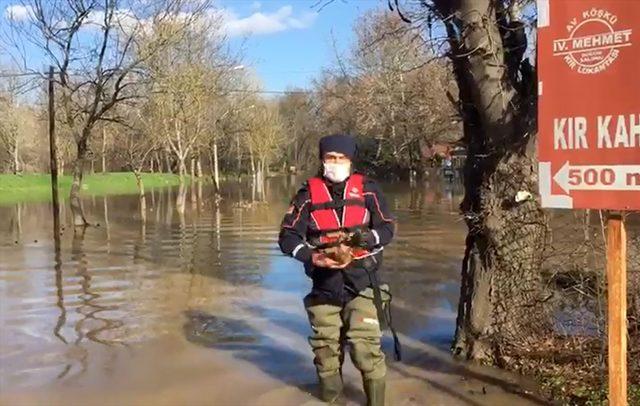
0, 172, 187, 205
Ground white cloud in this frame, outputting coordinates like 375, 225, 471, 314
3, 3, 316, 39
221, 5, 317, 37
82, 9, 147, 35
4, 4, 34, 21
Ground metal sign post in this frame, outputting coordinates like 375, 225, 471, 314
537, 1, 639, 404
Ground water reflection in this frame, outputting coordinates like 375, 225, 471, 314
0, 176, 473, 397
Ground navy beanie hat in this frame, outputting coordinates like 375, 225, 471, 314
319, 134, 357, 160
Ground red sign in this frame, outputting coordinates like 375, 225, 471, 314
538, 0, 640, 210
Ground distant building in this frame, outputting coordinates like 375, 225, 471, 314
421, 143, 466, 168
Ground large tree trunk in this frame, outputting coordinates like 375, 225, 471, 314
433, 0, 549, 363
70, 136, 89, 228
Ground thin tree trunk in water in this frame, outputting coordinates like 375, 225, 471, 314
101, 126, 106, 173
103, 196, 110, 243
207, 150, 214, 177
431, 0, 548, 363
178, 158, 187, 182
70, 137, 89, 228
15, 203, 22, 239
196, 157, 203, 179
59, 158, 64, 176
190, 158, 195, 179
134, 171, 146, 223
190, 181, 197, 211
249, 144, 256, 178
176, 182, 186, 215
236, 134, 241, 174
257, 159, 266, 201
213, 140, 220, 191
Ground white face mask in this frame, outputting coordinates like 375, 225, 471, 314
323, 162, 351, 183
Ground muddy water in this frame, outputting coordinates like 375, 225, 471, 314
0, 177, 546, 405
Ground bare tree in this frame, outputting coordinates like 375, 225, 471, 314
5, 0, 210, 226
392, 0, 544, 362
277, 91, 319, 172
246, 103, 284, 180
144, 13, 235, 183
0, 82, 22, 174
115, 107, 158, 222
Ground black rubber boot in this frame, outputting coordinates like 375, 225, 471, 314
364, 378, 385, 406
319, 374, 343, 403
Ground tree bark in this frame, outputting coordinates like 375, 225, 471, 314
432, 0, 549, 363
70, 136, 89, 228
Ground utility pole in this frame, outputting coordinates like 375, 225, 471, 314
48, 66, 61, 241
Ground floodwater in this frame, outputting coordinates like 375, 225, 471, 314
0, 177, 547, 405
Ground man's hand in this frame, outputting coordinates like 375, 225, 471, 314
312, 251, 350, 269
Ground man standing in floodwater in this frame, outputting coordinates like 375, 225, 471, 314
278, 134, 397, 405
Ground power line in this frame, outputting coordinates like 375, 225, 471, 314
0, 71, 432, 97
0, 71, 43, 79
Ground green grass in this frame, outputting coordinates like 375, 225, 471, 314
0, 172, 187, 205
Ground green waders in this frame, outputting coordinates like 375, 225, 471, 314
305, 288, 388, 404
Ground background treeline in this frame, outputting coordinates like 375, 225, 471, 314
0, 7, 457, 182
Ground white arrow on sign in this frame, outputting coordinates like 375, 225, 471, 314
553, 162, 640, 194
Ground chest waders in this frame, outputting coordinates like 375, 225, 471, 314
308, 175, 402, 361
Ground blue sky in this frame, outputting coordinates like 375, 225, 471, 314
218, 0, 383, 91
1, 0, 384, 91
